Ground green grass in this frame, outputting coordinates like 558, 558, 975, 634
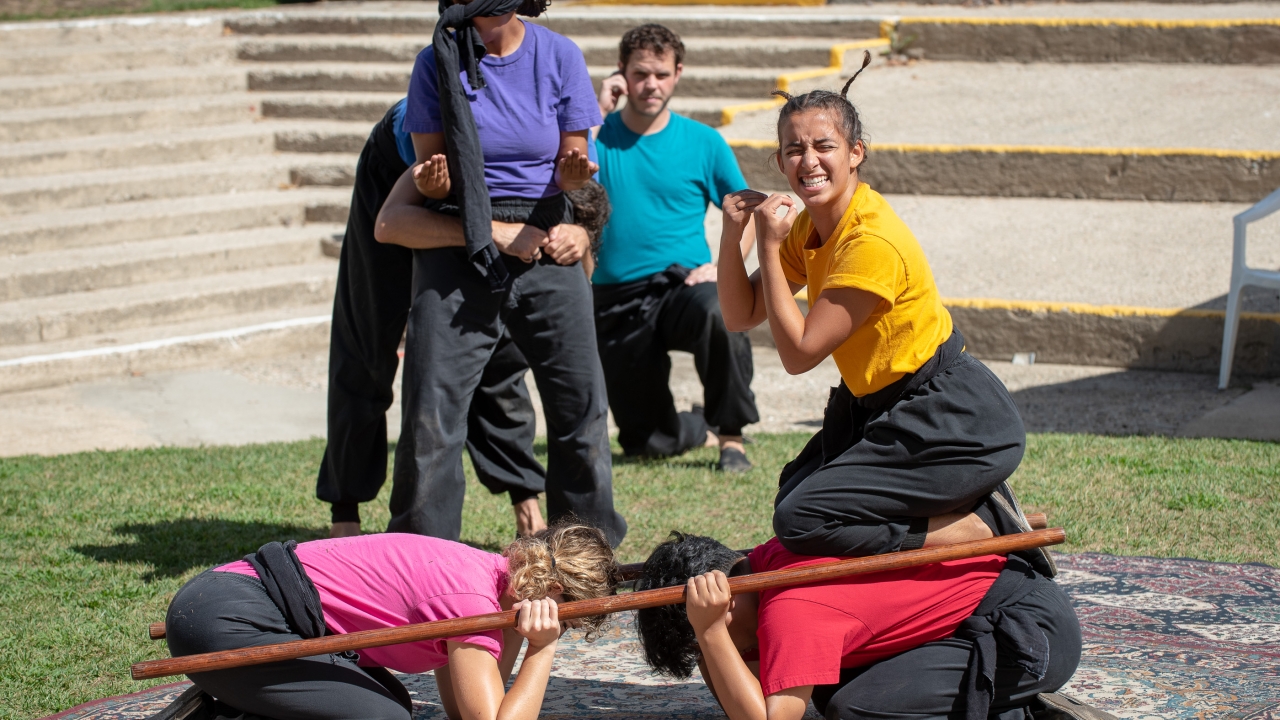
0, 0, 277, 24
1, 433, 1276, 718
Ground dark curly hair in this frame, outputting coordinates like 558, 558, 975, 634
634, 532, 744, 679
772, 50, 872, 169
446, 0, 551, 18
565, 180, 611, 261
618, 23, 686, 68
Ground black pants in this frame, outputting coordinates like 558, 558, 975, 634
166, 571, 412, 720
391, 204, 627, 546
810, 574, 1080, 720
774, 351, 1026, 557
593, 268, 758, 457
315, 105, 544, 524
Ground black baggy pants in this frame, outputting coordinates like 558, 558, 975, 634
315, 105, 543, 524
593, 267, 758, 457
166, 571, 412, 720
773, 346, 1027, 558
810, 568, 1081, 720
391, 202, 627, 546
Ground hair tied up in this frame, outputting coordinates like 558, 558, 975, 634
841, 50, 872, 99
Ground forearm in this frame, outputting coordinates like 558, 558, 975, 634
718, 223, 765, 331
696, 626, 766, 720
758, 249, 821, 374
374, 203, 467, 249
496, 641, 557, 720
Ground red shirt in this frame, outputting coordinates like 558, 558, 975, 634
747, 538, 1005, 695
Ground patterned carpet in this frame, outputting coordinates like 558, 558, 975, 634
45, 553, 1280, 720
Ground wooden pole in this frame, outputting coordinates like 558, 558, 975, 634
131, 527, 1063, 681
145, 513, 1049, 642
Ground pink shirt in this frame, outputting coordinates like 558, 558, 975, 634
216, 534, 508, 673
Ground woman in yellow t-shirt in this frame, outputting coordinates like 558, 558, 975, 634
716, 63, 1046, 573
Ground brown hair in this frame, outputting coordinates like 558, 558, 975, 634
503, 520, 620, 639
772, 51, 873, 169
618, 23, 685, 68
565, 180, 611, 261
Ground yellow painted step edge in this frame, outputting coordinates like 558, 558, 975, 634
789, 291, 1280, 324
727, 138, 1280, 160
720, 38, 890, 127
897, 17, 1280, 30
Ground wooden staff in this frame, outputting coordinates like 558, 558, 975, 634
147, 512, 1049, 640
132, 527, 1063, 681
146, 512, 1048, 642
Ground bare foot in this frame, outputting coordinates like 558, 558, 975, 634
330, 521, 361, 538
514, 496, 547, 537
704, 429, 719, 448
922, 512, 993, 547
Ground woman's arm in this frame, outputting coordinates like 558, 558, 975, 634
374, 168, 552, 262
554, 131, 596, 192
719, 191, 799, 331
443, 599, 562, 720
753, 195, 881, 375
687, 572, 810, 720
410, 132, 452, 199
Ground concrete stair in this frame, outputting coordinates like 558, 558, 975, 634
1, 1, 1279, 395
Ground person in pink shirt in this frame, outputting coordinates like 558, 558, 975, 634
162, 522, 617, 720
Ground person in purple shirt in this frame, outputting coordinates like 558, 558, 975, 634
375, 0, 627, 547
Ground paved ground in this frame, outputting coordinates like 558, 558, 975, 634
721, 62, 1280, 152
1, 345, 1273, 458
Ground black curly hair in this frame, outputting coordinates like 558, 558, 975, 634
634, 532, 744, 679
565, 180, 611, 261
772, 50, 873, 169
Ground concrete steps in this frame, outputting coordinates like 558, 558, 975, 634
0, 187, 349, 256
0, 262, 337, 347
0, 155, 356, 215
0, 225, 343, 301
0, 66, 248, 109
0, 38, 235, 76
0, 94, 262, 144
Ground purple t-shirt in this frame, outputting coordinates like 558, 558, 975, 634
404, 21, 602, 199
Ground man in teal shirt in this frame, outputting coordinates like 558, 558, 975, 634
593, 24, 758, 472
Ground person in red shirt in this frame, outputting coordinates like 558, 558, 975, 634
635, 532, 1080, 720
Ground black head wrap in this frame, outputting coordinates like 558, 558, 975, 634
433, 0, 525, 291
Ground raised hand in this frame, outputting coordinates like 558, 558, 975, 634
513, 598, 562, 650
598, 72, 627, 116
686, 570, 733, 636
722, 189, 767, 231
752, 193, 798, 251
556, 148, 598, 191
412, 154, 451, 199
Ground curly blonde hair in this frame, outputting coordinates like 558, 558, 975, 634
503, 520, 620, 639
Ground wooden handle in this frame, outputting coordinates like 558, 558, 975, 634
145, 512, 1052, 642
131, 528, 1064, 680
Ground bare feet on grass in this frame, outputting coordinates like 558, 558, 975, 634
922, 512, 994, 547
330, 521, 361, 538
514, 496, 547, 537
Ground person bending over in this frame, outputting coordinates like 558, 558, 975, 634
165, 522, 618, 720
635, 532, 1081, 720
376, 0, 626, 546
716, 57, 1050, 575
592, 24, 759, 471
317, 96, 598, 540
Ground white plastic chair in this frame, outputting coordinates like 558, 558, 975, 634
1219, 186, 1280, 389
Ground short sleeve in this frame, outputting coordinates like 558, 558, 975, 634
778, 216, 810, 288
757, 599, 867, 696
404, 46, 444, 135
707, 134, 748, 208
412, 594, 504, 660
824, 234, 905, 307
555, 37, 603, 132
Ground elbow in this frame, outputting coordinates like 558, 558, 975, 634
779, 353, 820, 376
372, 211, 396, 245
723, 314, 751, 333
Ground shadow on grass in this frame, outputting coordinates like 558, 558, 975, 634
73, 518, 326, 581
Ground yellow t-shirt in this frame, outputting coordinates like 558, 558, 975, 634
779, 183, 953, 397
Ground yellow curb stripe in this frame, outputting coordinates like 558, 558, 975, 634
719, 37, 890, 127
725, 138, 1280, 160
787, 292, 1280, 323
897, 16, 1280, 30
944, 297, 1280, 323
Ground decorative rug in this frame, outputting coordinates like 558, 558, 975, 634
44, 553, 1280, 720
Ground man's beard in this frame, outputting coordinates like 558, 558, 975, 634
628, 92, 671, 118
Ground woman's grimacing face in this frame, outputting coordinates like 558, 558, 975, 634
777, 108, 863, 209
